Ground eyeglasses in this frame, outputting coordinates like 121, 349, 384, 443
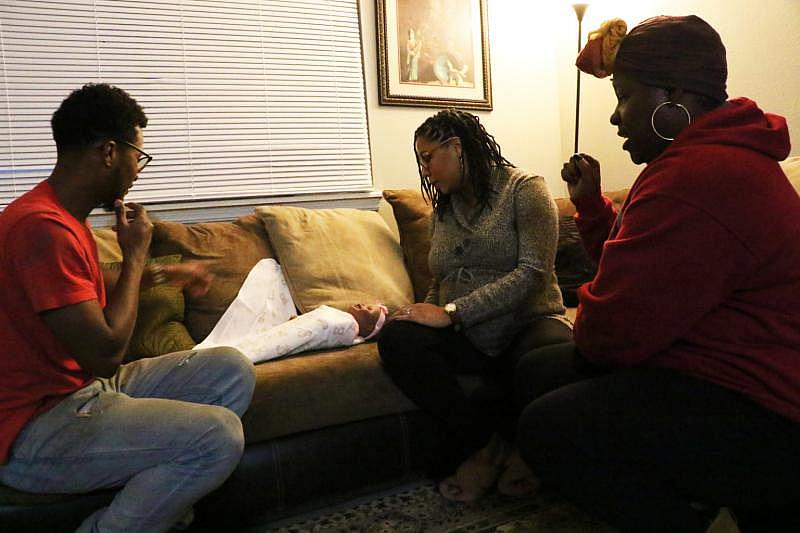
116, 139, 153, 172
416, 136, 458, 170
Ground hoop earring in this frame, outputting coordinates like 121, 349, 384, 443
651, 101, 691, 142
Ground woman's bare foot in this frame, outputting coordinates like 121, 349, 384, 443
438, 434, 511, 502
497, 448, 540, 497
438, 455, 499, 502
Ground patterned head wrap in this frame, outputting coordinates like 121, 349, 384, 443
576, 15, 728, 102
575, 18, 627, 78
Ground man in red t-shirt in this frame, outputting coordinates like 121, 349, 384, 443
0, 84, 255, 532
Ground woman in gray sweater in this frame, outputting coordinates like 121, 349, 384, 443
378, 109, 571, 502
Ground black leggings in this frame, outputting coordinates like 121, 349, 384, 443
516, 342, 800, 533
378, 318, 572, 475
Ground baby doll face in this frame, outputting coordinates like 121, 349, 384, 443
348, 303, 384, 337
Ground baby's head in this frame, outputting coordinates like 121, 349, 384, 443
347, 303, 388, 339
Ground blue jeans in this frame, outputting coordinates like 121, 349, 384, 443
0, 347, 255, 533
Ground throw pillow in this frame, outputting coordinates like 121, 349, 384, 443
149, 214, 275, 342
100, 255, 195, 362
255, 206, 414, 313
381, 189, 433, 303
134, 321, 195, 360
782, 155, 800, 192
92, 228, 123, 263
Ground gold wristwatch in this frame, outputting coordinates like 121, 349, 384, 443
444, 302, 461, 331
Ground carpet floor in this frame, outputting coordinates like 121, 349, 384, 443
254, 479, 619, 532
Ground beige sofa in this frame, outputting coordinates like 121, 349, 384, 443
1, 156, 797, 531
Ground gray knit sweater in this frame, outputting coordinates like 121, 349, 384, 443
425, 166, 567, 356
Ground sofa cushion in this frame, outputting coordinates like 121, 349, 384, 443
381, 189, 433, 303
150, 215, 275, 343
100, 255, 195, 361
242, 342, 416, 444
255, 206, 414, 313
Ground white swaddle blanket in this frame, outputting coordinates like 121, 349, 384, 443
195, 259, 361, 363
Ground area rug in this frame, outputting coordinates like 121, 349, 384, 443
258, 480, 618, 532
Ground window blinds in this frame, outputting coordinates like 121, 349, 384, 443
0, 0, 372, 210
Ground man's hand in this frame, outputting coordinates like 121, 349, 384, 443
162, 262, 214, 298
114, 200, 152, 264
561, 153, 602, 204
390, 303, 452, 328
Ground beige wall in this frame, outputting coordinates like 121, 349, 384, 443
362, 0, 800, 207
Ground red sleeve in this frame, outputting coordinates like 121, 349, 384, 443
573, 194, 618, 262
574, 193, 750, 365
8, 217, 99, 312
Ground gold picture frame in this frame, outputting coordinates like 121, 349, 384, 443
376, 0, 492, 110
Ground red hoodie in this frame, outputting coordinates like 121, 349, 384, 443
573, 98, 800, 422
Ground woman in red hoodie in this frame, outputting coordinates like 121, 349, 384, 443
514, 15, 800, 532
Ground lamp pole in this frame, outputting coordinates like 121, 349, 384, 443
573, 3, 589, 154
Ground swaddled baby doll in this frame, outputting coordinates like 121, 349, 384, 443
197, 301, 389, 364
195, 259, 391, 363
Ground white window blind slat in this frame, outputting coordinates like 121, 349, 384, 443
0, 0, 371, 210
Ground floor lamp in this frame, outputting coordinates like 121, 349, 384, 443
572, 3, 589, 154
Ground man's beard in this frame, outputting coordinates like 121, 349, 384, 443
100, 167, 126, 212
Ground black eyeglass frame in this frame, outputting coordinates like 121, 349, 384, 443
115, 139, 153, 172
415, 136, 459, 171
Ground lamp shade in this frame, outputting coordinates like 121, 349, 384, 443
571, 3, 589, 153
573, 3, 589, 22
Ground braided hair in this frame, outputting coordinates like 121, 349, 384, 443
414, 109, 513, 217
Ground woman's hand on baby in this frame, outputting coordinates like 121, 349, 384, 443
390, 303, 452, 328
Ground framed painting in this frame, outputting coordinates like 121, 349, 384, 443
376, 0, 492, 110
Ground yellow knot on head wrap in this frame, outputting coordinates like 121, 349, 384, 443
575, 18, 627, 78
